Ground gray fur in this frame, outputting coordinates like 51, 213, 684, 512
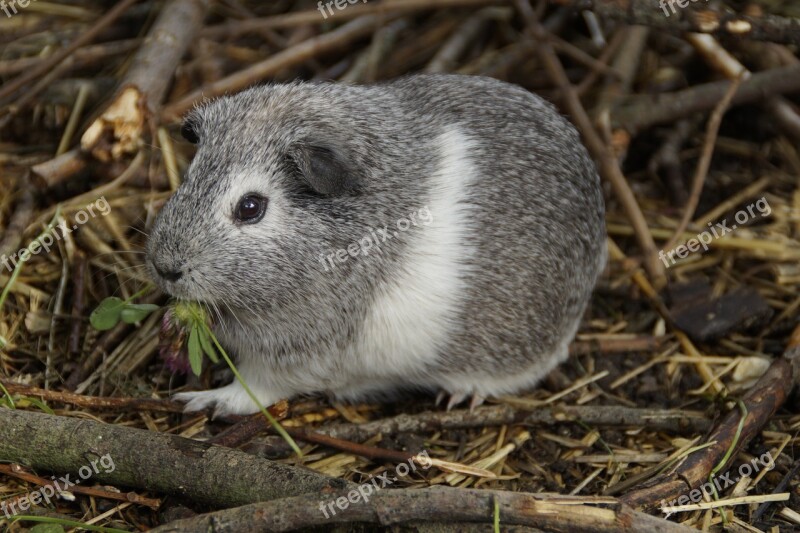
146, 74, 606, 416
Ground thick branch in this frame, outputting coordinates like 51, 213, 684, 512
551, 0, 800, 45
81, 0, 210, 161
149, 486, 694, 533
613, 64, 800, 134
621, 356, 794, 510
0, 409, 347, 509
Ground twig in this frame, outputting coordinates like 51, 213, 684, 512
0, 463, 161, 510
647, 119, 696, 207
662, 76, 743, 253
68, 251, 87, 356
620, 326, 798, 510
0, 176, 35, 262
0, 0, 139, 103
245, 404, 711, 457
690, 33, 800, 143
163, 16, 388, 121
30, 150, 90, 190
515, 0, 666, 288
594, 25, 649, 113
81, 0, 210, 162
424, 8, 508, 73
0, 380, 187, 413
148, 486, 695, 532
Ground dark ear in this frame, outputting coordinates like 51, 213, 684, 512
288, 142, 359, 196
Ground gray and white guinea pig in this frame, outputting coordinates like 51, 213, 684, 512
146, 74, 606, 417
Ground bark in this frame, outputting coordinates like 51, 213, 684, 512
613, 64, 800, 134
620, 357, 794, 511
0, 409, 348, 509
81, 0, 210, 161
148, 486, 695, 532
551, 0, 800, 45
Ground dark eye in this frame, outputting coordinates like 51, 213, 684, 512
234, 194, 267, 223
181, 121, 199, 144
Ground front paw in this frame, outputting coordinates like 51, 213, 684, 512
174, 381, 277, 418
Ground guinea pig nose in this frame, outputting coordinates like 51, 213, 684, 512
155, 265, 183, 282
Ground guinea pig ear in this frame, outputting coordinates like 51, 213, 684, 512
288, 142, 359, 196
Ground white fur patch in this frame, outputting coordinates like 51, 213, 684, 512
339, 127, 479, 396
174, 127, 483, 415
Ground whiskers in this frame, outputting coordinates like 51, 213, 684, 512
93, 247, 151, 279
128, 226, 150, 239
205, 300, 228, 336
222, 299, 245, 331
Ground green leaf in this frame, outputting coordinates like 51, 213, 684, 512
198, 327, 219, 363
19, 396, 54, 415
188, 324, 203, 376
90, 297, 125, 331
120, 303, 160, 324
0, 381, 15, 409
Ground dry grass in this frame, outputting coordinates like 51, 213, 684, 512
1, 1, 800, 531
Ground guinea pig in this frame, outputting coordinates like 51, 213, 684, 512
146, 74, 606, 417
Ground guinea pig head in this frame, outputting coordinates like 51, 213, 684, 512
146, 89, 361, 312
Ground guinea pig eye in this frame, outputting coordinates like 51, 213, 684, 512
234, 194, 268, 223
181, 121, 199, 144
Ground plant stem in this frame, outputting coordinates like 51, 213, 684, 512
123, 284, 154, 304
205, 324, 303, 457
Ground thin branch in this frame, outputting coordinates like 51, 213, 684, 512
621, 325, 798, 510
662, 76, 743, 253
515, 0, 666, 288
0, 0, 138, 103
163, 16, 389, 121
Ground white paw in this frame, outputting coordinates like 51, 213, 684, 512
435, 390, 485, 411
174, 381, 278, 418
